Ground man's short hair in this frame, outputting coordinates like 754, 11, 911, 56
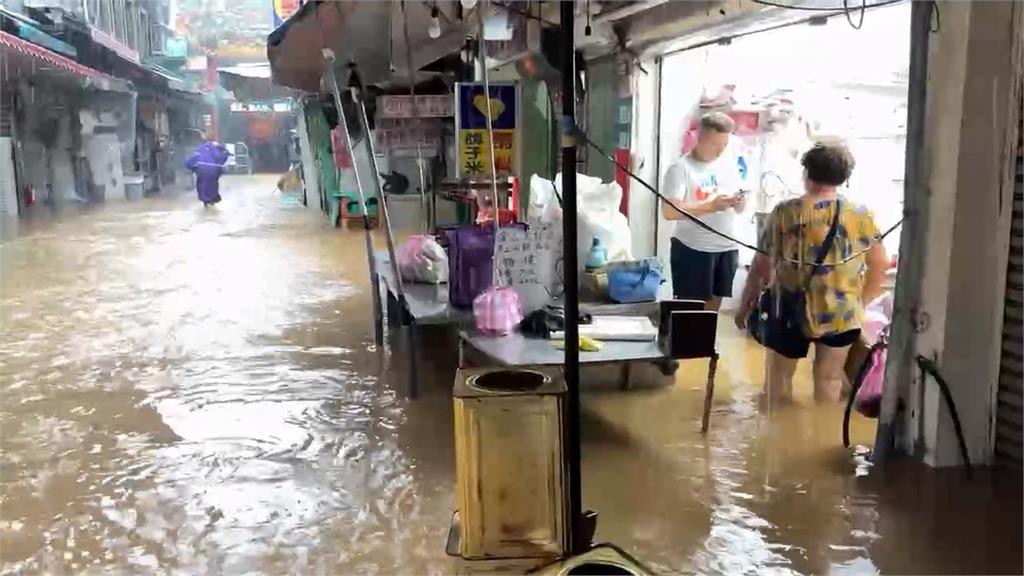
699, 112, 735, 134
801, 141, 856, 186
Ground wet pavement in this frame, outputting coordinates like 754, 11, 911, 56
1, 174, 1021, 574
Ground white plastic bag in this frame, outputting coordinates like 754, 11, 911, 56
528, 173, 562, 225
396, 234, 449, 284
553, 172, 632, 273
862, 292, 894, 344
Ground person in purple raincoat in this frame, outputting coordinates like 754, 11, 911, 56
184, 136, 230, 206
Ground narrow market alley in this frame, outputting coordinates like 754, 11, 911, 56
0, 175, 1020, 574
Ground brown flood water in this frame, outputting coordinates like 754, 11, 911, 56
1, 175, 1020, 574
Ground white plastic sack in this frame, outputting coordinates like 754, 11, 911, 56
552, 172, 632, 273
862, 292, 894, 345
528, 173, 563, 225
396, 234, 449, 284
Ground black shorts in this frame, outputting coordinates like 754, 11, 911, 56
769, 328, 862, 360
670, 239, 739, 301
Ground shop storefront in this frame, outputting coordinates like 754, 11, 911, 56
0, 28, 135, 224
631, 3, 911, 308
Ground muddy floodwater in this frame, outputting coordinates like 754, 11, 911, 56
1, 175, 1020, 574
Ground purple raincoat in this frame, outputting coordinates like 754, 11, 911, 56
185, 141, 230, 205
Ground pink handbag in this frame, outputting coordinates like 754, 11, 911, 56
473, 286, 523, 336
854, 346, 886, 418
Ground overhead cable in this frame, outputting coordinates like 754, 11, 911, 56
576, 128, 903, 269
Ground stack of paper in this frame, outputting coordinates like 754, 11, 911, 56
551, 316, 657, 342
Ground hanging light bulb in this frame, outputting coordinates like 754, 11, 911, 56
460, 0, 477, 9
428, 6, 442, 39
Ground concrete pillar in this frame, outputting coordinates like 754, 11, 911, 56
627, 56, 658, 260
898, 1, 1022, 467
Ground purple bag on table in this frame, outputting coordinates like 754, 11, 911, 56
446, 226, 497, 308
446, 224, 525, 308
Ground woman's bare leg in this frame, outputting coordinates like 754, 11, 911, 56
812, 343, 852, 402
764, 349, 798, 406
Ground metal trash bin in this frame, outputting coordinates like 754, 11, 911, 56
452, 366, 567, 560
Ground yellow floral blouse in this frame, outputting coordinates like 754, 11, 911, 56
763, 196, 881, 338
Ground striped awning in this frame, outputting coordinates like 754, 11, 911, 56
0, 29, 131, 92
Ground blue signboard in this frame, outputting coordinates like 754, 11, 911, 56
456, 82, 519, 177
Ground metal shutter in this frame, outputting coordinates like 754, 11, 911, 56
995, 122, 1024, 467
0, 83, 11, 137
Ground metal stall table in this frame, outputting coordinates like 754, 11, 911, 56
458, 300, 667, 390
373, 252, 473, 396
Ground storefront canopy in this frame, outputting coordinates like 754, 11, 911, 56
220, 64, 293, 102
0, 29, 131, 93
267, 0, 467, 92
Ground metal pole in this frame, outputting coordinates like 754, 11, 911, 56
477, 1, 503, 282
559, 0, 584, 555
874, 0, 932, 462
323, 52, 385, 347
400, 0, 430, 234
353, 84, 419, 398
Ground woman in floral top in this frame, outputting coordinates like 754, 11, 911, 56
736, 141, 888, 404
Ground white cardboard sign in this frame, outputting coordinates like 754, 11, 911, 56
493, 223, 563, 313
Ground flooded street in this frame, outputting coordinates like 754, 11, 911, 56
1, 174, 1020, 575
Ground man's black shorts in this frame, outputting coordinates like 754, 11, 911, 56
670, 239, 739, 301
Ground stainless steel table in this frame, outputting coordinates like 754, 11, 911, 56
373, 252, 473, 397
458, 329, 668, 389
373, 252, 674, 394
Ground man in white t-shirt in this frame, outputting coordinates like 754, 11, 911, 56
662, 112, 746, 311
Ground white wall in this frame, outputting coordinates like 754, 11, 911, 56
295, 104, 321, 210
0, 137, 17, 222
628, 56, 659, 261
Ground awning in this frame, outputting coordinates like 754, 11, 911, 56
267, 0, 466, 92
144, 62, 188, 91
220, 63, 289, 101
0, 29, 131, 93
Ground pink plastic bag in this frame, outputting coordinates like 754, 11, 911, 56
396, 234, 448, 284
473, 286, 523, 335
854, 346, 886, 418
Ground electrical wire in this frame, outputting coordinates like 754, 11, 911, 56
843, 0, 866, 30
578, 129, 903, 269
494, 1, 557, 26
916, 355, 972, 471
748, 0, 903, 12
929, 1, 940, 33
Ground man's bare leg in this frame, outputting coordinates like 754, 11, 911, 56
705, 297, 722, 311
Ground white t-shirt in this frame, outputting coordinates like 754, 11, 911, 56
663, 153, 741, 253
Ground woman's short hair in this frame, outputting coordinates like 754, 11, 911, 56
801, 141, 855, 186
699, 112, 735, 134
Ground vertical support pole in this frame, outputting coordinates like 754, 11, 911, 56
559, 0, 584, 556
353, 84, 417, 398
324, 55, 385, 348
701, 353, 719, 434
874, 0, 932, 462
399, 0, 430, 234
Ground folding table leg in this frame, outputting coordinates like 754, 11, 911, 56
406, 323, 419, 399
701, 353, 720, 434
619, 362, 632, 390
371, 274, 385, 346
